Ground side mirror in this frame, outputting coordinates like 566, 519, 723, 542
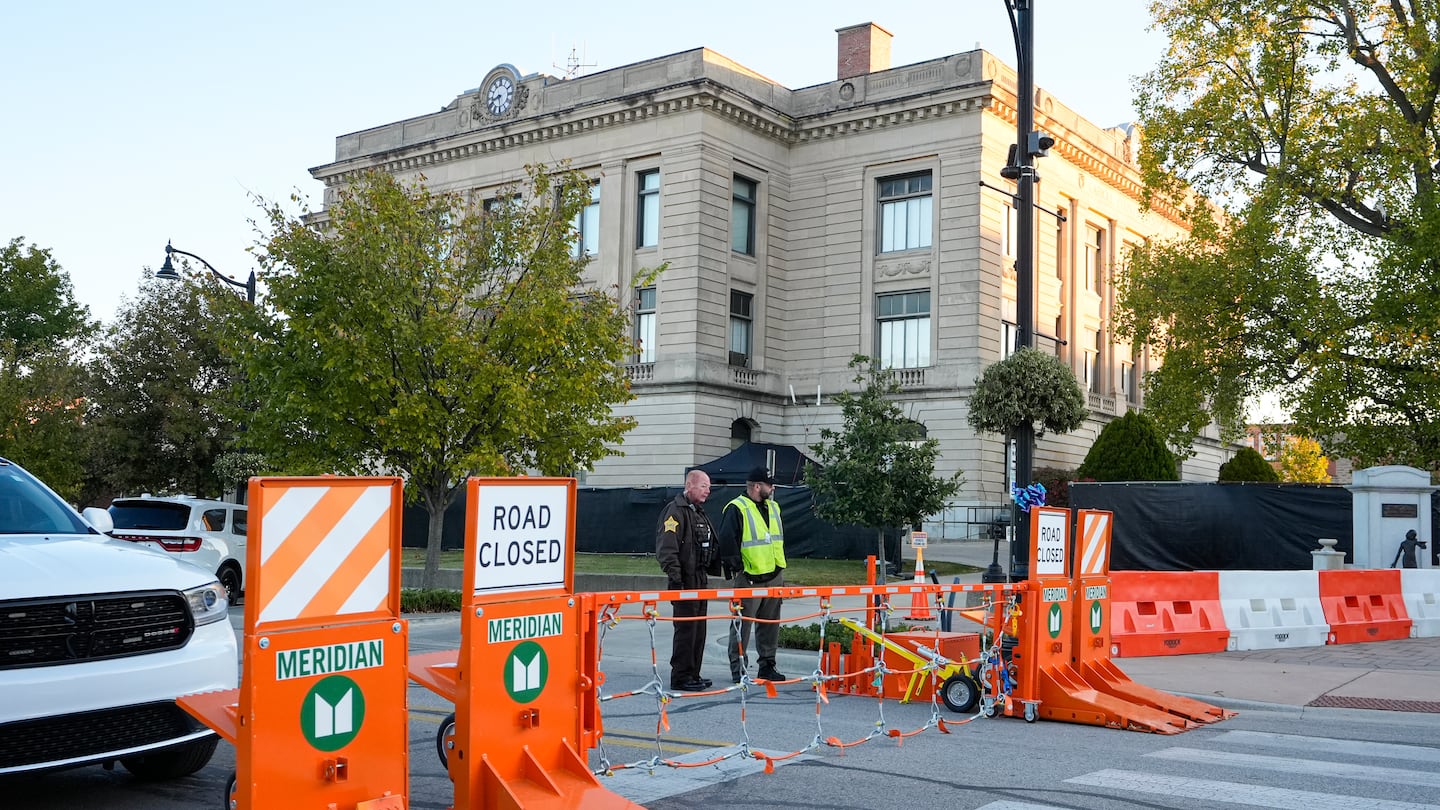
82, 507, 114, 534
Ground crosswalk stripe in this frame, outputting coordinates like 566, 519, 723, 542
1066, 769, 1438, 810
1149, 747, 1440, 789
977, 802, 1071, 810
1210, 730, 1440, 764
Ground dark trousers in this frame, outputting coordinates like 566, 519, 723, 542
670, 598, 709, 685
728, 569, 784, 679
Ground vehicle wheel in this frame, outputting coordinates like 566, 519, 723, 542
223, 771, 236, 810
218, 566, 243, 605
120, 736, 219, 780
1024, 703, 1038, 723
939, 674, 981, 713
436, 711, 456, 770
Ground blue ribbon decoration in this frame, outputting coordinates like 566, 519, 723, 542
1010, 482, 1047, 513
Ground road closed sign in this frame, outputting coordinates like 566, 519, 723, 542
1032, 506, 1069, 577
468, 478, 575, 596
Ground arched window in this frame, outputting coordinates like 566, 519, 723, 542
730, 419, 754, 450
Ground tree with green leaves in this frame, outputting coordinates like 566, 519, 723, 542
1123, 2, 1440, 472
0, 238, 95, 498
1277, 436, 1331, 483
233, 168, 639, 587
967, 347, 1088, 440
1218, 447, 1280, 483
86, 275, 243, 501
808, 356, 963, 575
1077, 411, 1178, 482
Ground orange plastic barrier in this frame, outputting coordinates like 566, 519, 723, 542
1109, 571, 1230, 657
1319, 569, 1412, 644
180, 477, 409, 810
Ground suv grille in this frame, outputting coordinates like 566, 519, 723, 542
0, 701, 205, 770
0, 591, 193, 670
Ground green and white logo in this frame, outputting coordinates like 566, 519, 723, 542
1090, 601, 1104, 634
300, 674, 365, 752
1047, 603, 1063, 639
504, 640, 549, 704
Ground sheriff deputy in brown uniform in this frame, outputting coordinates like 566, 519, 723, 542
655, 469, 716, 691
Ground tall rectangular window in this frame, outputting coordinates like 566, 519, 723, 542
1090, 329, 1104, 392
1055, 216, 1067, 279
635, 287, 656, 363
1001, 202, 1015, 259
1121, 360, 1135, 402
876, 290, 931, 369
1000, 297, 1018, 359
878, 172, 933, 253
1085, 224, 1104, 292
484, 193, 522, 265
571, 182, 599, 258
636, 170, 660, 248
729, 290, 753, 367
732, 176, 757, 255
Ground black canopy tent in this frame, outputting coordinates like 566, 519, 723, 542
687, 441, 817, 485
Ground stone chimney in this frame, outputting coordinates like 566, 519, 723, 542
836, 22, 893, 80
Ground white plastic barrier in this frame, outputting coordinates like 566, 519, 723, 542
1218, 570, 1329, 651
1401, 569, 1440, 638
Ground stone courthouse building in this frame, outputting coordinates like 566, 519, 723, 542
310, 23, 1231, 516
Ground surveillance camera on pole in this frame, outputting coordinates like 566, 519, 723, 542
1027, 131, 1055, 158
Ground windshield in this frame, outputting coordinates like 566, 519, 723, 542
0, 460, 92, 535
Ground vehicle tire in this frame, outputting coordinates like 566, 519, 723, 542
436, 712, 456, 770
939, 673, 981, 713
223, 771, 236, 810
120, 736, 219, 780
218, 566, 243, 605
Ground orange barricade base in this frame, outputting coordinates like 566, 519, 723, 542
1109, 571, 1230, 657
1319, 569, 1413, 644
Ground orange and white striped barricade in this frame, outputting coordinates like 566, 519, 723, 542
408, 477, 638, 810
1070, 511, 1231, 726
180, 476, 408, 810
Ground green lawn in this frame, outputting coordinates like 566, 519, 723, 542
399, 549, 978, 586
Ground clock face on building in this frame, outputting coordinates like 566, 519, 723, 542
486, 76, 515, 116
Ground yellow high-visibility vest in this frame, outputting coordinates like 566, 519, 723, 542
728, 496, 785, 574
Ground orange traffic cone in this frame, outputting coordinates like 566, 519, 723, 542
903, 546, 935, 621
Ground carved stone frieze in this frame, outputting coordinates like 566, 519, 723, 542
875, 257, 932, 279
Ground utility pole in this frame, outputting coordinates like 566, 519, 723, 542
1003, 0, 1052, 580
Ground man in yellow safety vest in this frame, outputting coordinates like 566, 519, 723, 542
718, 466, 787, 683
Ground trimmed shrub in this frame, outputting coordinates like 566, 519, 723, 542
400, 588, 461, 613
1032, 467, 1079, 507
1077, 411, 1178, 481
1218, 447, 1281, 482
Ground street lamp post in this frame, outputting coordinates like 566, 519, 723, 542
156, 240, 256, 304
1004, 0, 1049, 580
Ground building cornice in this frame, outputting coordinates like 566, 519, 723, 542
985, 96, 1189, 229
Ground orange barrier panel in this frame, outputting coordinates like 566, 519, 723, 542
1109, 570, 1230, 657
1319, 569, 1412, 644
410, 477, 639, 810
1023, 508, 1193, 734
1071, 512, 1232, 727
180, 476, 409, 810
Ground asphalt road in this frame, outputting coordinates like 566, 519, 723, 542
5, 607, 1439, 810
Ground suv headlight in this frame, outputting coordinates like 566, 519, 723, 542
184, 582, 230, 626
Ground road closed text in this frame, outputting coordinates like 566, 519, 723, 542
478, 537, 563, 568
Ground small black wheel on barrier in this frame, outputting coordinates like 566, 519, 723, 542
222, 771, 236, 810
436, 711, 457, 770
1023, 703, 1038, 723
940, 674, 981, 713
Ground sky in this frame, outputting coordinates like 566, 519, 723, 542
2, 1, 1168, 327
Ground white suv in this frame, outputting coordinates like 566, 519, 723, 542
108, 495, 248, 604
0, 457, 238, 778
